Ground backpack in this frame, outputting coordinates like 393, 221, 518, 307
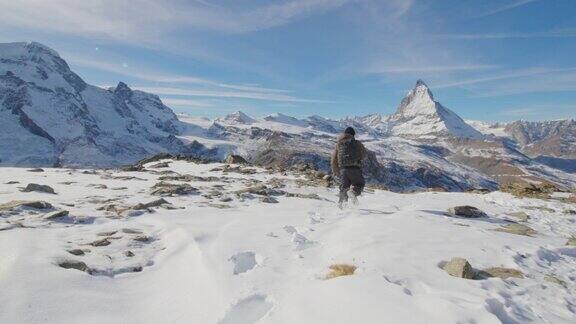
337, 137, 363, 168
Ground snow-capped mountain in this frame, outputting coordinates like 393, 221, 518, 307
388, 80, 483, 139
216, 111, 256, 125
0, 42, 194, 167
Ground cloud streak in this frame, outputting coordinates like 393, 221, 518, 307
135, 86, 328, 103
476, 0, 540, 18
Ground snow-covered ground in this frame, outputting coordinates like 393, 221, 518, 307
1, 160, 575, 323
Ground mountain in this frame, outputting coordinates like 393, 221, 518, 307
216, 110, 256, 125
1, 42, 574, 191
388, 80, 483, 139
0, 42, 194, 167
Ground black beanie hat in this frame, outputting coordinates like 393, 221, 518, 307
344, 127, 356, 136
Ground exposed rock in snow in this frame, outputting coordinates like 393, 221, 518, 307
443, 257, 474, 279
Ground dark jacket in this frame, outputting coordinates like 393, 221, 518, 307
331, 133, 367, 176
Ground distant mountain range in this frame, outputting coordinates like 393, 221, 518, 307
1, 42, 575, 191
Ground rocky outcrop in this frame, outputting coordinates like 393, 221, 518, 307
447, 206, 487, 218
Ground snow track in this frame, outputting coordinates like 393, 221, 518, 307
1, 160, 575, 323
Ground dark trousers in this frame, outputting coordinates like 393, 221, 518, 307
339, 167, 365, 202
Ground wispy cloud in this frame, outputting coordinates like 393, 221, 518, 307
135, 86, 328, 103
436, 28, 576, 40
362, 64, 497, 74
476, 0, 540, 18
66, 53, 291, 95
0, 0, 352, 42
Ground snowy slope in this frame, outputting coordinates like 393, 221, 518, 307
0, 42, 191, 167
1, 160, 575, 323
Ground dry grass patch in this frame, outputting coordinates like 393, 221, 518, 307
325, 264, 357, 280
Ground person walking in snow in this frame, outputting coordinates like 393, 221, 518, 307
331, 127, 367, 208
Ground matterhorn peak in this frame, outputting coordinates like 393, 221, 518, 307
389, 80, 482, 139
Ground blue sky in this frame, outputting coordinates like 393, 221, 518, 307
0, 0, 575, 121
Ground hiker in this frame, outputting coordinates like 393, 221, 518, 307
331, 127, 367, 208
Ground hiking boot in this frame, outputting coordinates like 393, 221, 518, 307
347, 189, 359, 205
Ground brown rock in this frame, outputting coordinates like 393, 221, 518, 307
443, 257, 475, 279
494, 223, 536, 237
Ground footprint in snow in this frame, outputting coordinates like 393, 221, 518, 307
292, 233, 316, 250
218, 294, 273, 324
230, 251, 261, 275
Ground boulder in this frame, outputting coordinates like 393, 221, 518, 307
44, 210, 69, 220
0, 200, 53, 211
447, 206, 487, 218
27, 168, 44, 172
150, 182, 198, 196
443, 257, 474, 279
58, 260, 90, 273
90, 238, 111, 247
132, 198, 170, 210
21, 183, 56, 194
494, 223, 536, 237
67, 249, 85, 256
225, 154, 248, 164
260, 197, 279, 203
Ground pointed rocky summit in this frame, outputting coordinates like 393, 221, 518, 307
389, 80, 482, 139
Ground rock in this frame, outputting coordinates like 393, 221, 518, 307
44, 210, 69, 220
206, 203, 232, 209
27, 168, 44, 172
447, 206, 487, 218
225, 154, 248, 164
58, 260, 90, 273
562, 209, 576, 215
125, 251, 135, 257
21, 183, 56, 194
494, 223, 536, 237
285, 192, 322, 200
506, 211, 529, 222
500, 182, 556, 199
150, 182, 198, 196
260, 197, 279, 203
566, 236, 576, 246
132, 198, 170, 210
428, 187, 447, 192
477, 267, 524, 279
0, 200, 53, 211
544, 275, 567, 288
90, 238, 111, 247
122, 228, 143, 234
67, 249, 85, 256
219, 196, 233, 202
443, 257, 474, 279
4, 181, 19, 184
325, 264, 357, 280
149, 161, 170, 169
133, 235, 152, 243
97, 231, 118, 236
